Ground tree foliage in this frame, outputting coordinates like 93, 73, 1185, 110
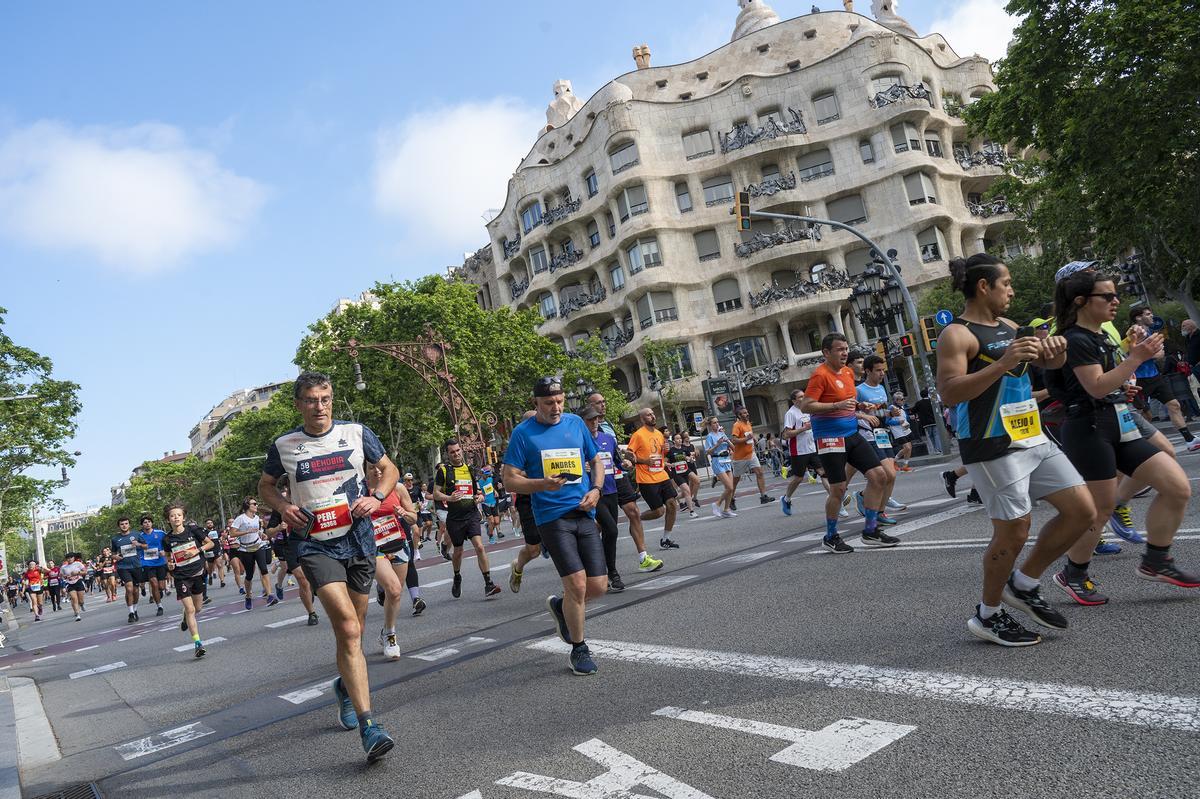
968, 0, 1200, 321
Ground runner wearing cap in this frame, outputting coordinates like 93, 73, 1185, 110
628, 407, 681, 550
583, 405, 628, 592
503, 377, 606, 675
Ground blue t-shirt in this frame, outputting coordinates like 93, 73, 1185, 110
503, 413, 599, 525
1134, 360, 1159, 379
705, 432, 731, 458
479, 475, 498, 507
111, 532, 145, 567
138, 528, 167, 566
593, 429, 619, 495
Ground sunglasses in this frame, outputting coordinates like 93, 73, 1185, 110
1087, 292, 1120, 303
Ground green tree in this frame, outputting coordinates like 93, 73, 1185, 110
968, 0, 1200, 322
640, 337, 696, 429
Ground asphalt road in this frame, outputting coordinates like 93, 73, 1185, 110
4, 432, 1199, 799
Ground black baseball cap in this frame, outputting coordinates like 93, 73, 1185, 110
533, 377, 564, 397
581, 406, 603, 421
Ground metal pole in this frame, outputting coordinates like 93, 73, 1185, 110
33, 502, 44, 566
214, 471, 228, 530
749, 211, 949, 455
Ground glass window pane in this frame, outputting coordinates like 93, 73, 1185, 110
826, 194, 866, 225
610, 141, 639, 173
813, 92, 839, 123
676, 182, 693, 213
702, 175, 734, 205
609, 263, 625, 290
694, 229, 720, 260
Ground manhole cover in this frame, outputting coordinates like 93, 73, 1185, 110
27, 784, 103, 799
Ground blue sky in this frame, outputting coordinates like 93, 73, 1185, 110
0, 0, 1014, 513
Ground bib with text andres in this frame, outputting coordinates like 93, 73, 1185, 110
999, 399, 1047, 448
541, 448, 583, 484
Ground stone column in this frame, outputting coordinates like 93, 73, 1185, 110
779, 319, 798, 361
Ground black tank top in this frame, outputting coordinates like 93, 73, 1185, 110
951, 318, 1036, 464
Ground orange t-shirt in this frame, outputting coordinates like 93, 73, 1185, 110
627, 426, 667, 484
731, 420, 755, 460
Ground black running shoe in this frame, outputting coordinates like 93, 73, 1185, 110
941, 470, 958, 498
451, 573, 462, 599
484, 581, 501, 598
659, 537, 680, 550
180, 619, 188, 631
127, 612, 135, 624
822, 534, 854, 554
967, 608, 1041, 647
759, 494, 775, 504
966, 487, 982, 505
861, 531, 900, 547
307, 611, 320, 626
156, 606, 164, 617
1002, 577, 1068, 629
608, 572, 625, 593
729, 498, 737, 511
441, 544, 451, 562
411, 597, 426, 616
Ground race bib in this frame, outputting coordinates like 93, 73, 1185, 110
305, 496, 353, 542
816, 437, 846, 454
648, 454, 664, 473
372, 513, 407, 548
142, 548, 160, 560
873, 428, 891, 449
453, 478, 474, 499
482, 483, 494, 496
48, 578, 59, 586
119, 543, 137, 559
171, 542, 201, 568
541, 448, 583, 483
672, 461, 688, 473
1000, 400, 1048, 448
1114, 402, 1140, 443
598, 450, 615, 475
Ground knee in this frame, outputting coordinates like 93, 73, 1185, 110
334, 619, 362, 647
585, 577, 607, 599
563, 574, 586, 600
1159, 471, 1191, 505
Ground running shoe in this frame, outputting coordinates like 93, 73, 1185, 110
380, 630, 401, 660
332, 676, 358, 730
266, 595, 280, 607
885, 497, 908, 512
1052, 571, 1109, 605
220, 581, 225, 587
1187, 439, 1200, 452
509, 560, 522, 594
838, 506, 850, 519
897, 464, 913, 472
307, 611, 320, 626
638, 554, 664, 572
156, 606, 164, 617
841, 492, 852, 509
441, 544, 451, 561
497, 531, 506, 539
275, 586, 284, 601
75, 614, 81, 622
1108, 505, 1145, 543
570, 644, 598, 676
244, 597, 252, 610
1135, 557, 1200, 588
966, 488, 982, 505
854, 491, 866, 516
941, 470, 959, 498
541, 545, 551, 559
711, 503, 724, 518
729, 498, 737, 511
1132, 485, 1152, 499
967, 608, 1041, 647
194, 642, 206, 659
484, 581, 501, 598
1002, 577, 1068, 629
547, 595, 570, 643
127, 612, 135, 624
823, 534, 854, 554
689, 508, 698, 519
238, 587, 245, 595
759, 494, 775, 504
361, 721, 395, 763
133, 609, 138, 621
1094, 541, 1122, 555
411, 598, 426, 616
780, 496, 792, 516
660, 537, 680, 550
861, 530, 900, 547
722, 509, 738, 518
876, 513, 898, 526
202, 596, 212, 606
180, 619, 188, 631
488, 535, 496, 545
608, 572, 625, 593
451, 573, 462, 599
33, 615, 40, 622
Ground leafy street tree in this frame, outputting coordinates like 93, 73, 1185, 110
968, 0, 1200, 322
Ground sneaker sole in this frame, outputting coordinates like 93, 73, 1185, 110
967, 618, 1041, 647
860, 536, 898, 548
822, 542, 854, 554
1134, 567, 1200, 588
570, 666, 598, 676
638, 563, 664, 573
1052, 574, 1109, 606
1001, 585, 1068, 629
365, 736, 395, 763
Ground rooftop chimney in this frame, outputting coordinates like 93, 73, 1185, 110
633, 44, 651, 69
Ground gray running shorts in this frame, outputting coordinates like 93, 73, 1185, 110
964, 442, 1084, 521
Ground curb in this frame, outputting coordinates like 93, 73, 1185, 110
0, 677, 19, 799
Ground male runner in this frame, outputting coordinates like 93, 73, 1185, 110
111, 517, 144, 622
937, 253, 1094, 646
479, 465, 503, 543
503, 377, 606, 675
1126, 306, 1200, 450
163, 503, 213, 658
433, 440, 501, 599
45, 560, 62, 613
202, 519, 225, 587
851, 355, 904, 524
780, 389, 827, 516
136, 515, 168, 616
628, 407, 680, 550
729, 405, 775, 505
583, 406, 627, 591
259, 371, 397, 762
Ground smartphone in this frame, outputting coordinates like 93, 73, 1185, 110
294, 508, 316, 539
1016, 325, 1035, 339
556, 472, 582, 482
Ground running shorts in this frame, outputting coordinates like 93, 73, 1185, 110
789, 453, 823, 476
66, 580, 86, 594
174, 574, 207, 598
271, 540, 289, 559
1061, 411, 1160, 482
964, 441, 1084, 521
141, 565, 168, 582
817, 432, 881, 484
300, 553, 375, 595
417, 511, 433, 524
447, 514, 482, 547
283, 538, 302, 575
638, 479, 677, 510
482, 504, 500, 518
539, 511, 606, 578
236, 548, 271, 579
615, 475, 640, 506
731, 455, 760, 478
670, 467, 691, 486
116, 566, 143, 586
1136, 375, 1175, 407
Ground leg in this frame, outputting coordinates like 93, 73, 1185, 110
862, 464, 889, 512
184, 592, 201, 638
1134, 451, 1191, 547
1064, 479, 1118, 565
316, 583, 372, 713
717, 472, 734, 511
294, 567, 316, 614
663, 498, 677, 534
1018, 485, 1095, 577
621, 502, 648, 552
375, 556, 404, 635
469, 536, 491, 575
981, 516, 1032, 606
596, 497, 619, 576
754, 466, 768, 495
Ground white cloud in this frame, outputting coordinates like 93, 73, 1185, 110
372, 98, 543, 249
930, 0, 1019, 62
0, 121, 266, 272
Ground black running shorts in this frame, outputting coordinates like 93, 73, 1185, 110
174, 574, 207, 599
615, 475, 640, 507
539, 511, 606, 578
1136, 375, 1175, 407
515, 495, 541, 546
300, 553, 375, 595
638, 479, 677, 510
446, 514, 482, 547
236, 548, 271, 579
789, 453, 823, 477
1061, 411, 1160, 482
141, 564, 168, 582
818, 432, 882, 484
116, 565, 143, 586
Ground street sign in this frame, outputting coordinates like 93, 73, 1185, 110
693, 412, 704, 430
934, 309, 954, 327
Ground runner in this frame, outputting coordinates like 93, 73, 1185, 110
799, 334, 899, 553
704, 417, 737, 517
780, 389, 827, 516
229, 498, 279, 609
404, 473, 433, 546
628, 407, 680, 550
479, 465, 503, 543
666, 432, 699, 518
1126, 306, 1200, 450
369, 466, 418, 659
203, 519, 225, 587
502, 376, 606, 675
941, 466, 982, 505
889, 391, 916, 471
1050, 269, 1198, 601
259, 371, 397, 762
100, 553, 118, 602
84, 558, 96, 595
162, 503, 213, 657
583, 406, 628, 592
265, 481, 319, 624
61, 554, 87, 621
4, 577, 17, 610
937, 254, 1094, 646
433, 440, 502, 599
729, 405, 775, 506
23, 561, 46, 621
111, 517, 144, 622
494, 473, 514, 536
508, 411, 549, 595
430, 469, 452, 560
45, 560, 62, 612
135, 515, 169, 616
851, 355, 904, 525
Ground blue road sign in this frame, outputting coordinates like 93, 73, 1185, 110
935, 309, 954, 327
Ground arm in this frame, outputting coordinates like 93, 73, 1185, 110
1072, 331, 1163, 399
936, 323, 1039, 406
430, 471, 456, 503
578, 453, 604, 511
353, 454, 398, 518
394, 484, 419, 523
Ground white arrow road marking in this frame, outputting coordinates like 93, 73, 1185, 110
528, 638, 1200, 732
172, 637, 225, 652
115, 722, 215, 761
278, 678, 338, 705
716, 550, 779, 565
497, 738, 714, 798
70, 661, 127, 680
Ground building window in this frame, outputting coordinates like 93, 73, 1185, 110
637, 291, 678, 329
890, 123, 921, 154
521, 202, 543, 233
530, 246, 549, 273
694, 229, 721, 262
797, 148, 834, 182
1004, 239, 1026, 259
609, 262, 625, 291
758, 106, 782, 126
616, 184, 649, 221
682, 129, 715, 160
917, 227, 944, 262
702, 175, 735, 206
925, 136, 944, 158
651, 344, 692, 381
715, 336, 769, 372
871, 73, 903, 97
771, 269, 798, 288
609, 141, 639, 174
587, 220, 600, 248
826, 194, 867, 226
585, 170, 599, 197
606, 212, 616, 238
712, 278, 742, 313
561, 237, 576, 255
761, 163, 781, 181
860, 139, 875, 164
539, 293, 556, 318
627, 238, 662, 273
904, 172, 938, 205
676, 181, 693, 213
813, 92, 840, 124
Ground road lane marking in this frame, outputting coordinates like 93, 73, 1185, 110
278, 678, 337, 705
410, 636, 497, 663
529, 638, 1200, 732
231, 609, 250, 615
716, 550, 779, 565
265, 615, 309, 629
117, 635, 142, 642
632, 575, 697, 591
840, 504, 982, 547
496, 738, 714, 798
75, 645, 99, 652
30, 655, 56, 662
172, 636, 225, 652
70, 661, 127, 680
115, 722, 215, 761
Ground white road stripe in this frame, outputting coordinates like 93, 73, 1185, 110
30, 655, 56, 662
70, 661, 127, 680
278, 678, 337, 705
172, 636, 225, 652
231, 609, 250, 615
528, 638, 1200, 732
115, 722, 215, 760
716, 551, 779, 565
820, 533, 1200, 555
632, 575, 697, 591
117, 635, 142, 642
265, 615, 309, 629
841, 504, 983, 547
74, 645, 99, 652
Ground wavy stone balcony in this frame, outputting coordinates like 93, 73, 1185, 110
868, 83, 935, 110
542, 198, 582, 227
558, 286, 607, 320
747, 268, 854, 310
735, 223, 823, 258
548, 248, 585, 274
967, 197, 1012, 218
956, 150, 1010, 170
719, 108, 807, 154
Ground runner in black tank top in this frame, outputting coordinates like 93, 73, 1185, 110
936, 254, 1093, 647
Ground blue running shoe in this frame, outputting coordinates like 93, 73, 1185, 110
244, 597, 252, 611
332, 676, 358, 730
275, 586, 284, 601
876, 513, 898, 527
541, 545, 550, 559
1094, 540, 1122, 555
546, 595, 571, 644
1108, 505, 1145, 544
266, 595, 279, 607
361, 720, 394, 763
780, 496, 792, 516
569, 643, 598, 676
855, 491, 866, 517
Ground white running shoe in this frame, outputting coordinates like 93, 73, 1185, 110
380, 629, 401, 660
838, 506, 850, 519
711, 503, 724, 518
722, 509, 738, 518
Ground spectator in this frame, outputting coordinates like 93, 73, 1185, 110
914, 388, 940, 454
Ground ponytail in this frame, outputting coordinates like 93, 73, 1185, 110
949, 254, 1005, 298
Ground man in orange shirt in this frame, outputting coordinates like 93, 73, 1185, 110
627, 407, 680, 550
730, 405, 775, 507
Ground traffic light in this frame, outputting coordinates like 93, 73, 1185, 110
920, 316, 938, 352
898, 334, 916, 357
733, 191, 751, 231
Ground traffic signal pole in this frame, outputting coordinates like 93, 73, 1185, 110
745, 209, 950, 456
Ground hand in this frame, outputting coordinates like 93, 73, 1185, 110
1123, 382, 1141, 402
837, 398, 858, 411
281, 504, 309, 529
578, 488, 600, 511
1039, 335, 1068, 361
1000, 337, 1041, 368
1131, 332, 1164, 363
351, 496, 382, 518
474, 494, 484, 504
541, 475, 568, 492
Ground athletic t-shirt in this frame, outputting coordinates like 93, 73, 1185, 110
164, 525, 208, 578
705, 431, 732, 459
230, 514, 264, 552
25, 568, 43, 589
1060, 327, 1128, 409
479, 475, 497, 507
263, 420, 386, 560
627, 426, 668, 484
111, 533, 144, 567
139, 528, 167, 566
593, 429, 619, 495
61, 561, 85, 584
783, 406, 815, 455
503, 412, 599, 525
370, 490, 409, 554
805, 364, 859, 438
731, 420, 755, 460
855, 382, 903, 439
436, 463, 479, 520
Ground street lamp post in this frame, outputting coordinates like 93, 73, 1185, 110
715, 345, 748, 409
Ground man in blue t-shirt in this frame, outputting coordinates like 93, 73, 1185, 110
479, 465, 503, 544
137, 514, 169, 616
110, 516, 145, 623
503, 377, 605, 676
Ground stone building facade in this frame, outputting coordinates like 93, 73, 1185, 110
458, 1, 1020, 430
